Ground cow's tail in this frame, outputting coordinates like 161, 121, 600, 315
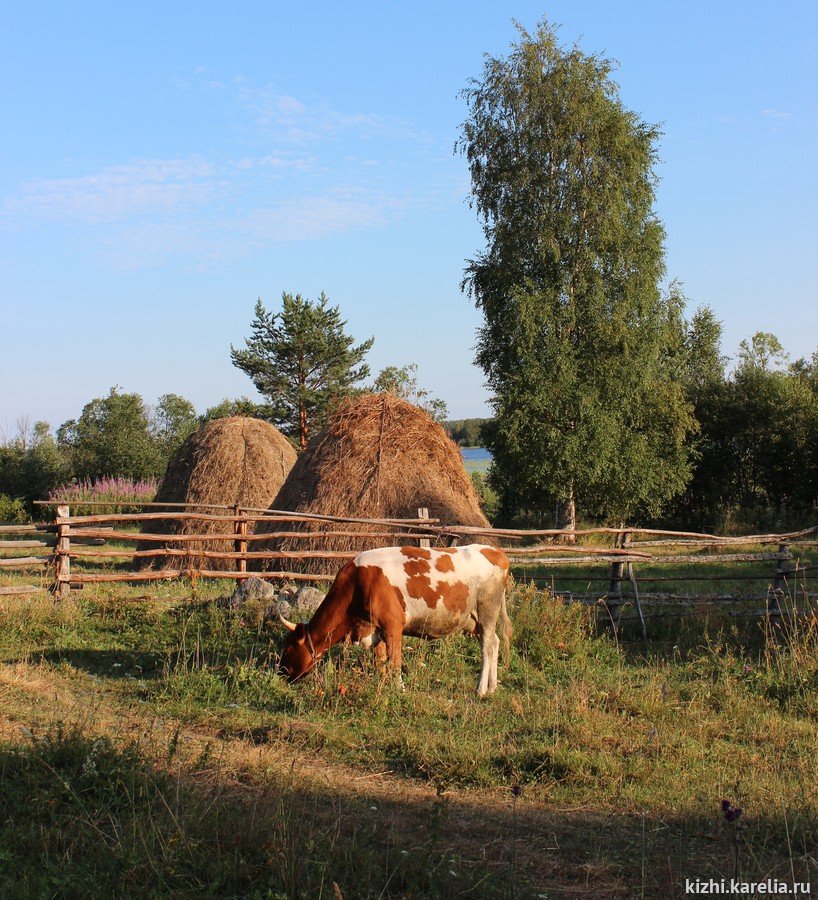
500, 587, 512, 665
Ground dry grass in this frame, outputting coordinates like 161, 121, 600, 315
2, 585, 817, 897
257, 393, 494, 573
138, 416, 297, 571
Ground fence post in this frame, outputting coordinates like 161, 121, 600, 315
234, 505, 248, 576
605, 530, 630, 631
55, 504, 71, 599
418, 508, 430, 549
770, 542, 792, 616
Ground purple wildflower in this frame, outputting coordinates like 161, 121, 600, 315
48, 475, 157, 514
721, 799, 743, 823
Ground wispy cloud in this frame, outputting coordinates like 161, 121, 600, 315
242, 192, 401, 243
762, 108, 792, 121
235, 80, 427, 147
4, 158, 216, 225
2, 78, 457, 266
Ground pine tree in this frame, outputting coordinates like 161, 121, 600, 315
231, 293, 373, 449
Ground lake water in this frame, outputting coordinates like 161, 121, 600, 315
460, 447, 492, 462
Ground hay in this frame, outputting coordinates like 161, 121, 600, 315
138, 416, 297, 571
255, 393, 494, 573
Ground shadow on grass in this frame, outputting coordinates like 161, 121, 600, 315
32, 647, 166, 679
0, 724, 815, 899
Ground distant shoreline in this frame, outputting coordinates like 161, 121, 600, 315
460, 447, 491, 474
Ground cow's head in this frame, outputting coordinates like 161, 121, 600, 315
278, 619, 317, 682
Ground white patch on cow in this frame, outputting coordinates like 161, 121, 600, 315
352, 544, 509, 694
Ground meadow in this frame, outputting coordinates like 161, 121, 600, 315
0, 569, 817, 898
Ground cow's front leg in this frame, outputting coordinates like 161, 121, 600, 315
383, 628, 405, 689
384, 628, 403, 672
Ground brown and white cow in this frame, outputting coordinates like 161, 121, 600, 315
278, 544, 511, 696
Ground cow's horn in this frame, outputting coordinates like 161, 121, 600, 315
278, 612, 297, 631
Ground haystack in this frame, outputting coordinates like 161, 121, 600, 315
255, 393, 494, 574
138, 416, 297, 571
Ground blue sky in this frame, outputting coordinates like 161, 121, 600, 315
2, 1, 816, 433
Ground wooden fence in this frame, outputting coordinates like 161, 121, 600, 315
2, 504, 816, 635
1, 503, 453, 597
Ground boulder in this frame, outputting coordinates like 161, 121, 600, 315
291, 585, 325, 616
230, 576, 277, 608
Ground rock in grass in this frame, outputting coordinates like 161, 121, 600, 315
229, 578, 325, 626
230, 576, 276, 608
290, 585, 325, 616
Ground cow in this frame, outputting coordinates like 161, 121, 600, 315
278, 544, 512, 696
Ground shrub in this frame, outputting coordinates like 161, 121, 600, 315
469, 470, 499, 521
0, 493, 28, 524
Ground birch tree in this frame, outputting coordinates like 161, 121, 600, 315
459, 19, 695, 526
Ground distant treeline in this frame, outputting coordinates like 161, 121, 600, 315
444, 418, 491, 447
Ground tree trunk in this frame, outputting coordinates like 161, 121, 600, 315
556, 482, 577, 543
299, 406, 308, 450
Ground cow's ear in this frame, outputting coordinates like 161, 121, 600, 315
294, 623, 306, 642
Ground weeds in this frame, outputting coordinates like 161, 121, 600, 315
0, 581, 816, 896
47, 475, 157, 514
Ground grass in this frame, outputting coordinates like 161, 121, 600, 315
0, 720, 472, 899
462, 457, 491, 476
0, 574, 817, 897
514, 537, 817, 619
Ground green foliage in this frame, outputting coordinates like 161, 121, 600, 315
231, 293, 374, 449
0, 493, 28, 523
444, 417, 490, 446
737, 331, 788, 372
670, 331, 818, 530
459, 18, 696, 526
0, 420, 70, 513
201, 396, 271, 422
469, 470, 499, 521
679, 302, 727, 399
150, 393, 199, 459
57, 387, 162, 481
372, 363, 448, 421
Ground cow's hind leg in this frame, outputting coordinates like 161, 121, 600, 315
476, 628, 500, 696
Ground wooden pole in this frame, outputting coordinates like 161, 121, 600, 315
55, 504, 71, 599
418, 508, 430, 549
627, 559, 647, 640
770, 542, 792, 617
605, 528, 629, 632
234, 505, 248, 575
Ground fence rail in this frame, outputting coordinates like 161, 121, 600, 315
1, 504, 816, 634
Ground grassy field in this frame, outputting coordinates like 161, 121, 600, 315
0, 567, 817, 898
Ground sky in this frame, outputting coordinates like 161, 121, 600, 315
2, 1, 817, 435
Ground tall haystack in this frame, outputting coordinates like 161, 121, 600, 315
256, 393, 494, 574
138, 416, 297, 571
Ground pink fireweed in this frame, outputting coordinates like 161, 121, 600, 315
49, 476, 158, 514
